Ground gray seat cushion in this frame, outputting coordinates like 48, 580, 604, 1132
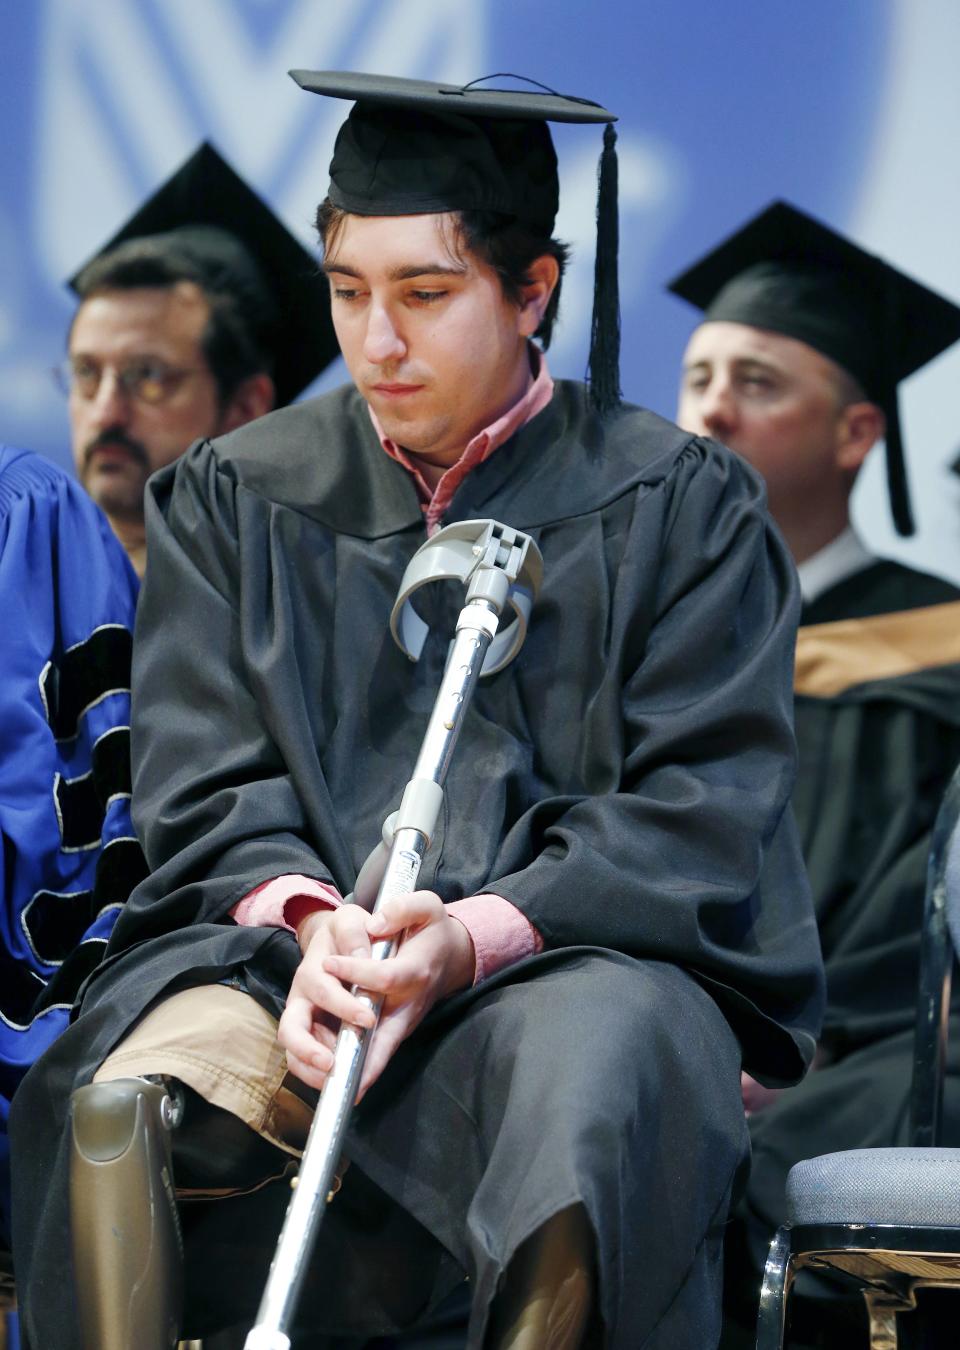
787, 1148, 960, 1227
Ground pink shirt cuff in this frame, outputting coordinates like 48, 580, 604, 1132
446, 894, 543, 985
230, 874, 342, 934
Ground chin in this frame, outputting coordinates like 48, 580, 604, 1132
88, 481, 146, 520
386, 419, 452, 459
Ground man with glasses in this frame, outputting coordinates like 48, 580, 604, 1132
60, 141, 336, 575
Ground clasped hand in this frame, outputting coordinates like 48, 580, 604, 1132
278, 890, 475, 1100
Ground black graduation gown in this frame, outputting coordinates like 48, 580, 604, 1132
11, 381, 823, 1347
724, 558, 960, 1347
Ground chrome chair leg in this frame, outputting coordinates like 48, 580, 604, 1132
863, 1291, 903, 1350
754, 1226, 792, 1350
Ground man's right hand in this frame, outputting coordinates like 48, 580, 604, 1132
278, 906, 378, 1092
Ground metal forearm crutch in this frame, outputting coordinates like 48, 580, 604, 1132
244, 518, 543, 1350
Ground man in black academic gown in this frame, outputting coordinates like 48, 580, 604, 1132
671, 201, 960, 1348
11, 78, 823, 1350
61, 142, 337, 576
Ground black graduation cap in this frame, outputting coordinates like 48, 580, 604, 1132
668, 200, 960, 536
68, 142, 338, 407
290, 70, 622, 414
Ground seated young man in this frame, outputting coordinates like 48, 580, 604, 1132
11, 74, 823, 1350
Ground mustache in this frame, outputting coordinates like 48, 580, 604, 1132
83, 429, 149, 470
364, 364, 425, 383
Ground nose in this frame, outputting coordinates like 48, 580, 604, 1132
84, 368, 132, 428
695, 378, 739, 440
362, 301, 407, 367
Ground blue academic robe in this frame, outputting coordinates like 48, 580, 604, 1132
0, 446, 141, 1246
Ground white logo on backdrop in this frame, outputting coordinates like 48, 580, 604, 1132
34, 0, 487, 280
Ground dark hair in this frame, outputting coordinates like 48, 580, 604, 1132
315, 200, 570, 349
72, 235, 278, 405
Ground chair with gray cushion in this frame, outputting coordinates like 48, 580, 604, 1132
755, 761, 960, 1350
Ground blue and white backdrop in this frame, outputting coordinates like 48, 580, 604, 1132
2, 0, 958, 578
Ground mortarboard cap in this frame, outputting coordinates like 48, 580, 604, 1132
290, 70, 622, 414
668, 200, 960, 536
68, 142, 338, 407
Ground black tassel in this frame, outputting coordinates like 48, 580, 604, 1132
588, 122, 621, 416
884, 392, 915, 536
881, 273, 914, 535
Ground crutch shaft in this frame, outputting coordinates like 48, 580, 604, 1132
245, 604, 497, 1348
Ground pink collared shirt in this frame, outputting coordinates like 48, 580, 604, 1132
230, 347, 553, 983
373, 347, 555, 535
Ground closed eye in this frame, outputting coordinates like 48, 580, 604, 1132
682, 371, 710, 394
739, 373, 777, 394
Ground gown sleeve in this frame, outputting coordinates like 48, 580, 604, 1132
490, 439, 824, 1081
118, 439, 343, 946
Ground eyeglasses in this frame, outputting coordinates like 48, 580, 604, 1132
52, 357, 207, 406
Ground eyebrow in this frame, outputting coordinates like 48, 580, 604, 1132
733, 356, 785, 378
683, 355, 782, 375
68, 350, 171, 365
322, 261, 469, 281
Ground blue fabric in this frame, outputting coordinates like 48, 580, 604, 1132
0, 447, 139, 1247
787, 1146, 960, 1228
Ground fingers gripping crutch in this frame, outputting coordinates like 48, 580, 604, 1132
244, 519, 543, 1350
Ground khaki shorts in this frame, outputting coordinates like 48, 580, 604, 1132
94, 983, 315, 1157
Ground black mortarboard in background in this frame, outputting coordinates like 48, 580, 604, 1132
68, 142, 338, 406
290, 70, 621, 414
668, 200, 960, 536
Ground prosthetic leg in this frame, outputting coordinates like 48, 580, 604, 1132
70, 1076, 185, 1350
485, 1205, 599, 1350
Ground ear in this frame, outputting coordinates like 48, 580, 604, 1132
517, 254, 560, 337
835, 401, 885, 475
217, 373, 276, 435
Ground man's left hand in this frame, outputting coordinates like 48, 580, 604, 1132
740, 1071, 783, 1116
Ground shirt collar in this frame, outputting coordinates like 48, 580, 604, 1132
797, 526, 875, 605
368, 346, 554, 532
